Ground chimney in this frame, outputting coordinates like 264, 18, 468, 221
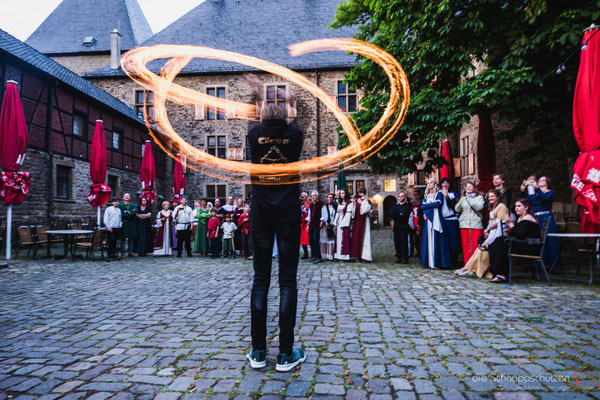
110, 29, 122, 70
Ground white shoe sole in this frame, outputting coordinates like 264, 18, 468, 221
275, 354, 306, 372
246, 353, 266, 369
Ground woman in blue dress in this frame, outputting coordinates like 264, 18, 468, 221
522, 176, 559, 267
420, 178, 452, 269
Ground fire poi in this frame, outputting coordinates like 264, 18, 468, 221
120, 38, 410, 184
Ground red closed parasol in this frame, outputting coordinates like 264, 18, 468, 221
140, 140, 156, 205
571, 25, 600, 232
172, 154, 185, 204
476, 113, 497, 194
86, 120, 112, 225
440, 139, 454, 183
0, 80, 31, 260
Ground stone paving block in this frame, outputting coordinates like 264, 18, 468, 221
286, 380, 310, 397
154, 393, 181, 400
168, 376, 194, 391
313, 383, 346, 395
86, 393, 112, 400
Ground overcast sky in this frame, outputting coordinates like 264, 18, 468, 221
1, 0, 205, 41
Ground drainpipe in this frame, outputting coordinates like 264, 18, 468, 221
46, 81, 56, 218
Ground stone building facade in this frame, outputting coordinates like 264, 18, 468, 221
0, 29, 167, 221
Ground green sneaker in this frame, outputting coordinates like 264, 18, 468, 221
276, 348, 306, 372
246, 349, 267, 369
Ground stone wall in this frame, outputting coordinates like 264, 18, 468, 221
87, 68, 363, 202
9, 149, 161, 222
50, 54, 111, 76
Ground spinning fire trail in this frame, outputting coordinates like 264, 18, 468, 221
121, 38, 410, 184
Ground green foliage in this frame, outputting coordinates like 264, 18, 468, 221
332, 0, 600, 175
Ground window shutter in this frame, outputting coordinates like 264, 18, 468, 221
194, 104, 205, 120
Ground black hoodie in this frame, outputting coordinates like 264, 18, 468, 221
248, 119, 303, 223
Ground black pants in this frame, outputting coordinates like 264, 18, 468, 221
107, 228, 121, 258
176, 230, 192, 256
308, 226, 321, 260
251, 218, 300, 355
393, 228, 410, 262
489, 238, 539, 277
240, 232, 253, 257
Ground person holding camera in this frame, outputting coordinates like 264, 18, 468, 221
455, 182, 485, 264
173, 195, 194, 257
320, 192, 336, 261
455, 189, 509, 277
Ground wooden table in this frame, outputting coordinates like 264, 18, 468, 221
46, 230, 93, 260
547, 233, 600, 285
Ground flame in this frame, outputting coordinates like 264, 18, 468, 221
121, 38, 410, 184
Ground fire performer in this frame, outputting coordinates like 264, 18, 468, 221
246, 104, 306, 372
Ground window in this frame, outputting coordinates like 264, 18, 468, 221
206, 87, 226, 120
356, 180, 365, 193
417, 170, 427, 186
207, 135, 226, 159
135, 90, 155, 121
112, 131, 121, 150
346, 180, 354, 196
72, 113, 87, 137
141, 143, 145, 157
384, 179, 396, 192
107, 175, 118, 196
56, 165, 72, 199
337, 81, 357, 113
460, 137, 471, 176
206, 184, 227, 200
265, 85, 286, 110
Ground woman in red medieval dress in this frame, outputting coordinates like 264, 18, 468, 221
350, 188, 373, 262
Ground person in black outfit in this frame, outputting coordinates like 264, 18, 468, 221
246, 104, 306, 372
389, 192, 412, 264
308, 191, 324, 263
488, 198, 540, 283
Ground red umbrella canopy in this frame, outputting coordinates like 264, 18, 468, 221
0, 80, 31, 206
573, 28, 600, 152
571, 27, 600, 231
476, 113, 497, 193
173, 154, 186, 196
140, 140, 156, 205
86, 120, 111, 207
439, 139, 454, 182
0, 81, 27, 173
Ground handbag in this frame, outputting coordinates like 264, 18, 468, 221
466, 196, 486, 228
325, 205, 335, 239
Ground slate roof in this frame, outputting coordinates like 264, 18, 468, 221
1, 29, 146, 126
85, 0, 358, 77
26, 0, 153, 55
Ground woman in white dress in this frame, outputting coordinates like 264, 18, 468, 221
319, 192, 336, 261
334, 189, 353, 261
153, 201, 173, 256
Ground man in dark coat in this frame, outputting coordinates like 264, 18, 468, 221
246, 104, 306, 372
389, 192, 412, 264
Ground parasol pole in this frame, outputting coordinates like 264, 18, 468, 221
6, 205, 12, 260
97, 206, 101, 227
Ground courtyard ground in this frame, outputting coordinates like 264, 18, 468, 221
0, 228, 599, 400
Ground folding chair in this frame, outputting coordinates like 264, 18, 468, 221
506, 219, 552, 285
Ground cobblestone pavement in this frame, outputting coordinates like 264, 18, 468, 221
0, 228, 599, 400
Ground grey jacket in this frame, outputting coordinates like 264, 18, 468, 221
455, 194, 485, 229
